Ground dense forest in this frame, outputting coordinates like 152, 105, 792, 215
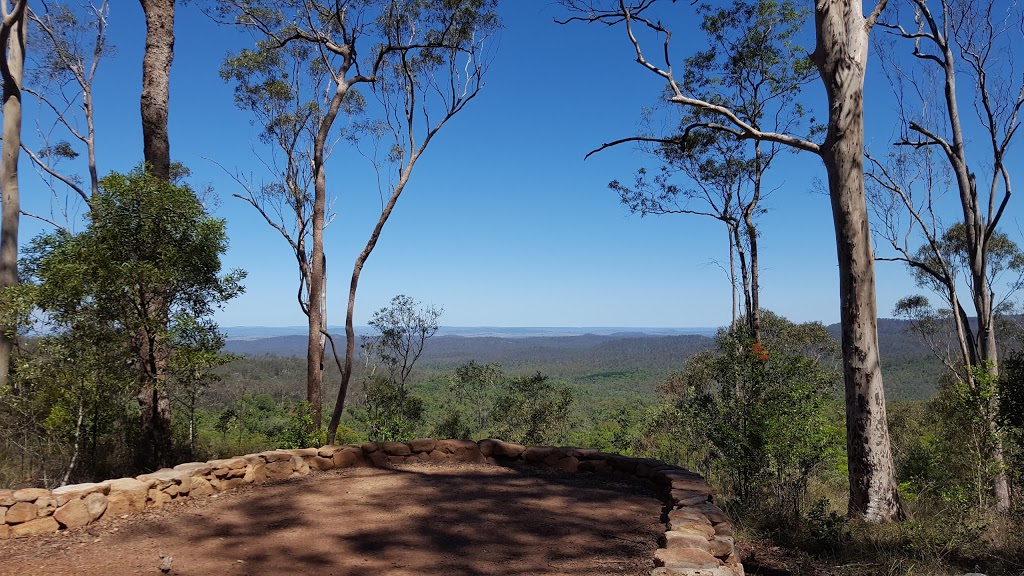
1, 1, 1024, 575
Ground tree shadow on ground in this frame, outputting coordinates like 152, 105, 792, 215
92, 464, 664, 576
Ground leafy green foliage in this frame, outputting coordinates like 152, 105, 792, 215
664, 312, 843, 519
3, 166, 245, 480
350, 295, 440, 441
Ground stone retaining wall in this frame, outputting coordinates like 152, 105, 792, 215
0, 439, 743, 576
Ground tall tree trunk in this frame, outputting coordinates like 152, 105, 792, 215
746, 141, 763, 342
136, 0, 175, 470
139, 0, 173, 181
812, 0, 903, 521
136, 299, 172, 470
327, 160, 419, 444
305, 220, 324, 430
0, 1, 26, 392
305, 66, 353, 432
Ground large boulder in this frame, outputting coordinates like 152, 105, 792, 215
52, 482, 109, 506
11, 516, 59, 537
54, 497, 98, 528
102, 478, 149, 518
5, 501, 37, 524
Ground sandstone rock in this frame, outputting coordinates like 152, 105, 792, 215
11, 516, 59, 537
481, 439, 526, 459
52, 482, 109, 506
212, 477, 248, 492
669, 508, 712, 526
553, 456, 579, 473
436, 439, 480, 454
361, 441, 380, 453
260, 451, 293, 463
708, 536, 734, 558
0, 524, 8, 539
54, 498, 94, 528
307, 455, 331, 469
265, 460, 294, 480
293, 457, 310, 476
0, 490, 14, 506
428, 450, 448, 462
249, 461, 268, 483
138, 469, 185, 489
148, 489, 172, 508
664, 530, 712, 553
35, 497, 56, 517
0, 505, 5, 523
367, 450, 391, 468
317, 445, 344, 458
670, 477, 713, 494
651, 568, 735, 576
83, 493, 107, 522
607, 455, 639, 473
522, 445, 555, 462
6, 501, 37, 524
654, 547, 721, 570
13, 488, 50, 502
381, 442, 412, 456
208, 457, 248, 470
696, 503, 729, 525
417, 452, 431, 461
408, 438, 436, 453
190, 477, 215, 497
714, 523, 733, 537
333, 447, 366, 468
672, 490, 711, 507
668, 517, 716, 539
404, 455, 420, 464
286, 448, 319, 458
103, 478, 149, 517
174, 462, 214, 477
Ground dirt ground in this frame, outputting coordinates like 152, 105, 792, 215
0, 463, 665, 576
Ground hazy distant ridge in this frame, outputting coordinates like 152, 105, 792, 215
223, 325, 720, 340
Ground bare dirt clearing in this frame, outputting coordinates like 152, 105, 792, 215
0, 463, 664, 576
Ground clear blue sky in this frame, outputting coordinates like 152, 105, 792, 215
16, 2, 1021, 328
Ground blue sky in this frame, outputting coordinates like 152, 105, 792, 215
17, 1, 1021, 328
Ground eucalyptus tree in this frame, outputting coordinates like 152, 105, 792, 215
20, 0, 110, 223
0, 0, 28, 392
138, 0, 173, 181
220, 39, 347, 432
25, 167, 245, 470
216, 0, 498, 442
867, 0, 1024, 510
608, 0, 815, 341
560, 0, 904, 520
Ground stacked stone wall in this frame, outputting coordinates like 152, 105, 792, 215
0, 439, 743, 576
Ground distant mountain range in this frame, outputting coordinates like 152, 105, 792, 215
220, 319, 945, 401
222, 325, 720, 340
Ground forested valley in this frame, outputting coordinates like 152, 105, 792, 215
1, 1, 1024, 575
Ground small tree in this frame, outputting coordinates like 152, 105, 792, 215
25, 166, 245, 470
665, 312, 843, 520
354, 295, 441, 441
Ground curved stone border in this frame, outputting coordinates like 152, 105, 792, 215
0, 439, 743, 576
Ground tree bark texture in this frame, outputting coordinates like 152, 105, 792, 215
812, 0, 903, 521
0, 1, 26, 391
136, 298, 172, 471
139, 0, 173, 181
